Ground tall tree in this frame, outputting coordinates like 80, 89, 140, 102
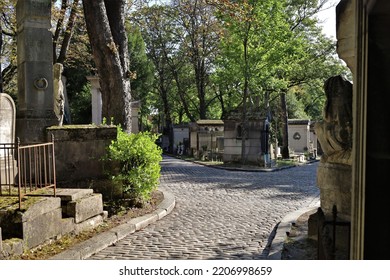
53, 0, 81, 64
0, 0, 17, 96
172, 0, 221, 120
82, 0, 132, 132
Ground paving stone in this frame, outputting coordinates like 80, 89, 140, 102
88, 156, 320, 260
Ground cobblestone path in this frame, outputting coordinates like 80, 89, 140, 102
88, 156, 320, 260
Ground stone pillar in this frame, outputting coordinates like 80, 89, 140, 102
86, 76, 102, 125
16, 0, 56, 143
131, 100, 140, 133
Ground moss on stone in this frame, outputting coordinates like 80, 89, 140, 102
47, 124, 116, 130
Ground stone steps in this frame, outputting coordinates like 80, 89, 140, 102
0, 188, 107, 259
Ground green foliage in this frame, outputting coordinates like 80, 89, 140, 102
104, 127, 163, 203
68, 82, 92, 124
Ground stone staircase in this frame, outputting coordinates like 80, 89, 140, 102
0, 188, 107, 259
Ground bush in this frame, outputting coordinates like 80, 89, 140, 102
104, 127, 162, 204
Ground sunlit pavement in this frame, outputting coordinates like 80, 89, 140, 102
88, 155, 319, 260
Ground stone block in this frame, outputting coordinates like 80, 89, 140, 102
130, 213, 159, 231
66, 193, 103, 223
1, 238, 23, 257
74, 214, 104, 234
109, 222, 136, 240
60, 217, 75, 236
15, 197, 61, 223
22, 207, 63, 249
56, 188, 94, 202
317, 162, 351, 220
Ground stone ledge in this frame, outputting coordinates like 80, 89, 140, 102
56, 188, 94, 202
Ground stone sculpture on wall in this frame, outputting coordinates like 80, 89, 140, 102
311, 75, 353, 259
314, 75, 353, 165
53, 63, 65, 126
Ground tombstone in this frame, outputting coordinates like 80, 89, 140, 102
16, 0, 57, 143
0, 93, 17, 186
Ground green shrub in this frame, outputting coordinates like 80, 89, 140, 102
104, 127, 162, 203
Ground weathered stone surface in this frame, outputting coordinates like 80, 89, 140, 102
0, 93, 17, 186
1, 238, 23, 257
16, 0, 56, 143
130, 213, 159, 231
56, 188, 94, 202
0, 93, 16, 144
22, 208, 63, 249
74, 214, 104, 234
46, 125, 116, 182
66, 193, 103, 223
336, 0, 356, 72
314, 75, 353, 165
15, 197, 61, 223
317, 162, 351, 221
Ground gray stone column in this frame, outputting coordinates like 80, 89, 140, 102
87, 76, 103, 125
16, 0, 56, 143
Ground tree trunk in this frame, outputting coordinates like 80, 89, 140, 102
57, 0, 80, 64
53, 0, 68, 64
241, 37, 249, 164
280, 90, 290, 159
82, 0, 132, 132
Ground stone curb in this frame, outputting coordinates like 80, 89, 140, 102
267, 204, 319, 260
49, 188, 175, 260
179, 155, 319, 173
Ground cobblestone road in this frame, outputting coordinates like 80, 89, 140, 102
88, 156, 320, 260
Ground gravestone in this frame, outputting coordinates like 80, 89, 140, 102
16, 0, 57, 143
0, 93, 17, 186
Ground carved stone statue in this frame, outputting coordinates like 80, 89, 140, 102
53, 63, 65, 126
315, 75, 353, 165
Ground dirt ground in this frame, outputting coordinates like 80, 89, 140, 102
281, 209, 318, 260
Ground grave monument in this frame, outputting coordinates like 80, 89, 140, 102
16, 0, 58, 143
0, 93, 17, 187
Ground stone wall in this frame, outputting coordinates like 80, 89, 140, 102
46, 125, 117, 183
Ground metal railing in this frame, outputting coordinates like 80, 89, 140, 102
317, 205, 350, 259
0, 143, 18, 196
0, 137, 57, 209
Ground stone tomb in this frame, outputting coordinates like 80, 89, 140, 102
0, 93, 17, 187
